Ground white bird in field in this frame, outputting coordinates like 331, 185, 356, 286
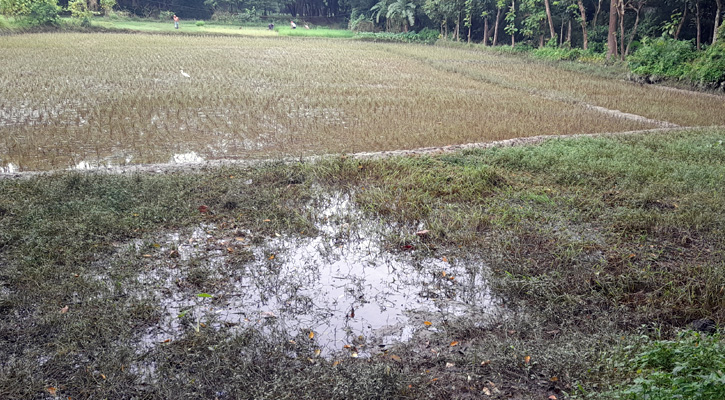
180, 69, 190, 78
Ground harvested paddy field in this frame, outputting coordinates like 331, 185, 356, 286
2, 33, 724, 174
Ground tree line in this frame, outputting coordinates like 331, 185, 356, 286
2, 0, 723, 58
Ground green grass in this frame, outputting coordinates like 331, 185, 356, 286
89, 18, 278, 36
277, 26, 354, 38
1, 129, 723, 398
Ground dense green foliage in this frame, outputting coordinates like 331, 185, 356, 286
354, 26, 438, 43
627, 31, 725, 88
602, 332, 725, 400
628, 37, 698, 79
0, 0, 60, 26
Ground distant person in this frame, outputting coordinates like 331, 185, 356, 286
268, 23, 274, 30
173, 14, 179, 29
290, 20, 296, 29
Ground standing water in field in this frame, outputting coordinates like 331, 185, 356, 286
118, 192, 497, 357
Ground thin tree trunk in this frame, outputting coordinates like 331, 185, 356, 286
456, 13, 461, 41
567, 19, 572, 43
607, 0, 618, 59
539, 34, 545, 47
511, 0, 516, 47
625, 2, 643, 56
674, 4, 688, 39
593, 0, 603, 29
578, 0, 589, 49
468, 25, 472, 43
483, 17, 490, 45
714, 0, 722, 44
543, 0, 556, 39
619, 0, 626, 60
493, 8, 502, 46
560, 18, 565, 45
696, 0, 702, 49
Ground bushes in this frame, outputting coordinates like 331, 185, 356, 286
627, 36, 696, 80
532, 45, 605, 63
601, 331, 725, 400
0, 0, 60, 26
354, 28, 439, 44
627, 34, 725, 89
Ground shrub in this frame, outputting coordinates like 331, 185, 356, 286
354, 30, 438, 44
627, 36, 696, 80
195, 20, 204, 26
686, 42, 725, 89
99, 0, 114, 16
67, 0, 91, 26
210, 11, 235, 23
158, 10, 173, 22
0, 0, 60, 26
601, 331, 725, 400
237, 7, 259, 23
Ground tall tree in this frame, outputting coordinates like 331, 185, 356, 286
607, 0, 618, 58
543, 0, 555, 38
625, 0, 645, 56
386, 0, 415, 31
695, 0, 702, 49
505, 0, 517, 46
714, 0, 722, 43
493, 0, 505, 45
577, 0, 588, 49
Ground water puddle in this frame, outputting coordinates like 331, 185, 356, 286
114, 192, 498, 358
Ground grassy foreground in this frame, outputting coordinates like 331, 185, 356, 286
1, 128, 723, 398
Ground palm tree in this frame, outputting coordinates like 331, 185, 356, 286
371, 0, 390, 29
386, 0, 416, 32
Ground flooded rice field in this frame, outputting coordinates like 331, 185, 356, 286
6, 33, 718, 174
106, 192, 497, 359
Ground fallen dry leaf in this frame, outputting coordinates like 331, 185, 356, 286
524, 355, 531, 364
450, 341, 459, 347
308, 331, 315, 339
423, 321, 432, 326
445, 362, 455, 368
390, 355, 402, 362
314, 349, 321, 357
481, 360, 491, 366
46, 387, 57, 396
415, 229, 429, 236
442, 256, 448, 263
482, 387, 491, 396
548, 396, 558, 400
60, 305, 69, 314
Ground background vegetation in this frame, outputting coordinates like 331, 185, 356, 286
2, 0, 725, 88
